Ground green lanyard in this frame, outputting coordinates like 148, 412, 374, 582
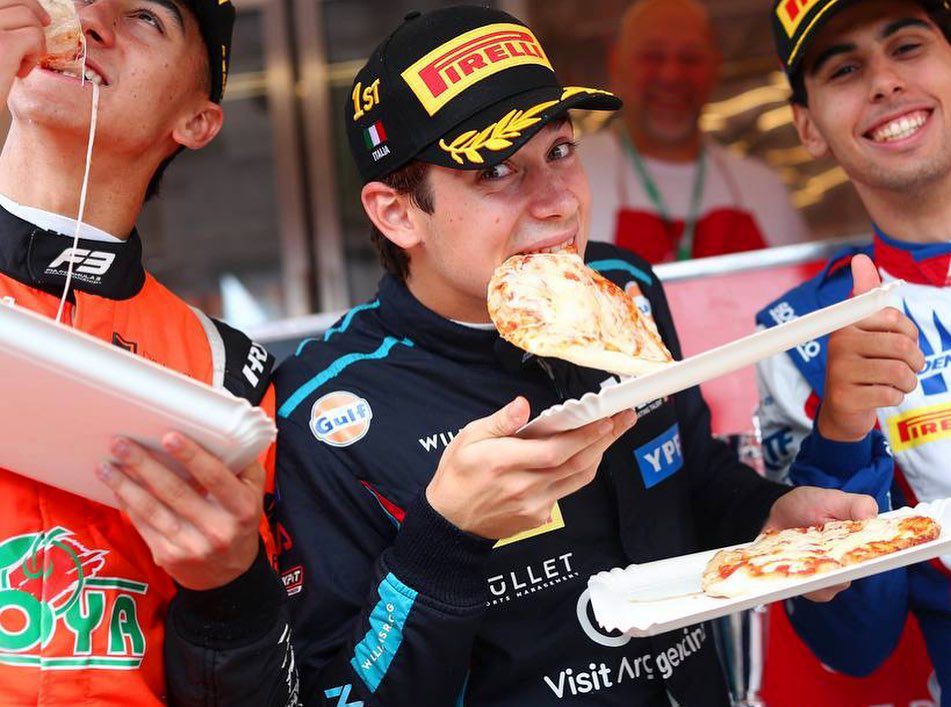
622, 134, 707, 261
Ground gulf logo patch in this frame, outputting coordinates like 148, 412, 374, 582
310, 391, 373, 447
625, 281, 653, 319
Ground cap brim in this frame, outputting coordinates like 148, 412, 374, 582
783, 0, 857, 77
417, 85, 621, 170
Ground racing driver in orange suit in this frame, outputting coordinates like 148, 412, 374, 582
0, 0, 293, 703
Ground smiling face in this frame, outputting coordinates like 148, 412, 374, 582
10, 0, 214, 159
611, 0, 720, 154
793, 0, 951, 196
363, 119, 590, 323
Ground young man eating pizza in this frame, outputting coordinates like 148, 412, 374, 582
0, 0, 293, 703
266, 6, 925, 706
758, 0, 951, 695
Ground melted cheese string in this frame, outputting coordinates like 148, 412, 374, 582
54, 80, 98, 324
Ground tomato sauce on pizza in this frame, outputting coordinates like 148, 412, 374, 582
702, 515, 941, 598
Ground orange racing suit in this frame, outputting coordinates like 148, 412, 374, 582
0, 204, 279, 705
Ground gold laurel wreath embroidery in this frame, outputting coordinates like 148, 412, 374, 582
438, 87, 615, 165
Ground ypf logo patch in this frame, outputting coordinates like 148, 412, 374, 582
634, 424, 683, 489
281, 565, 304, 596
775, 0, 823, 38
310, 391, 373, 447
401, 22, 552, 116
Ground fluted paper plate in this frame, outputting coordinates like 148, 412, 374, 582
0, 302, 276, 507
587, 499, 951, 637
518, 280, 903, 438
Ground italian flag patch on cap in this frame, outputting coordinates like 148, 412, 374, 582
363, 121, 387, 148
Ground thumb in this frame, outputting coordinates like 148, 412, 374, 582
847, 493, 879, 521
464, 397, 531, 442
850, 254, 882, 296
238, 460, 267, 494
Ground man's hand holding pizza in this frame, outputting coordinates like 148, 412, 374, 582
427, 397, 637, 540
0, 0, 49, 101
764, 254, 925, 602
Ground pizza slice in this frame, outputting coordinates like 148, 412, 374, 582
701, 514, 941, 598
38, 0, 85, 75
488, 249, 673, 376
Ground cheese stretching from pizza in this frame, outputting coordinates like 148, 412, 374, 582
702, 515, 941, 598
488, 250, 673, 376
38, 0, 84, 74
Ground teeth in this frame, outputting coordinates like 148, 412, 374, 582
83, 68, 103, 85
871, 112, 927, 142
50, 66, 104, 85
531, 238, 573, 255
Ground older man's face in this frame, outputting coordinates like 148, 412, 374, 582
613, 6, 720, 147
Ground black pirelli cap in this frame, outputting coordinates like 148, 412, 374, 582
183, 0, 235, 103
772, 0, 949, 80
346, 5, 622, 183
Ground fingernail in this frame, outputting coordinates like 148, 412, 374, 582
164, 433, 184, 452
623, 410, 638, 427
111, 438, 130, 459
598, 420, 613, 435
96, 462, 115, 483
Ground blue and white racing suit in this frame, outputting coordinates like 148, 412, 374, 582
756, 229, 951, 701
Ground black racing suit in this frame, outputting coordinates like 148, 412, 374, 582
269, 242, 791, 706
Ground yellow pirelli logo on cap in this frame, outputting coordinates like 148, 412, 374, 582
887, 402, 951, 452
401, 23, 552, 116
776, 0, 824, 38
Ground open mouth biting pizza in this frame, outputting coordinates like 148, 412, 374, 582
702, 514, 941, 598
488, 247, 674, 377
38, 0, 85, 76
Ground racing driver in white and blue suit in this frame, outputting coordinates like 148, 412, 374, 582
758, 0, 951, 699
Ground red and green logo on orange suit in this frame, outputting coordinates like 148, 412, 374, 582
0, 527, 148, 670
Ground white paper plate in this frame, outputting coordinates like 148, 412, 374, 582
588, 499, 951, 637
517, 280, 903, 438
0, 302, 276, 507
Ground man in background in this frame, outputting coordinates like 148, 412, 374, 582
580, 0, 810, 262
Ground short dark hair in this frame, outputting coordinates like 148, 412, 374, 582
790, 5, 951, 106
144, 147, 184, 200
370, 161, 434, 282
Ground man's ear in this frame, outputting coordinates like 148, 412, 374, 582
361, 181, 424, 249
792, 102, 830, 159
172, 101, 225, 151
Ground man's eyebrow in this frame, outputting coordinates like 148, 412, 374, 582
809, 17, 934, 76
809, 42, 855, 76
143, 0, 185, 31
882, 17, 933, 38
